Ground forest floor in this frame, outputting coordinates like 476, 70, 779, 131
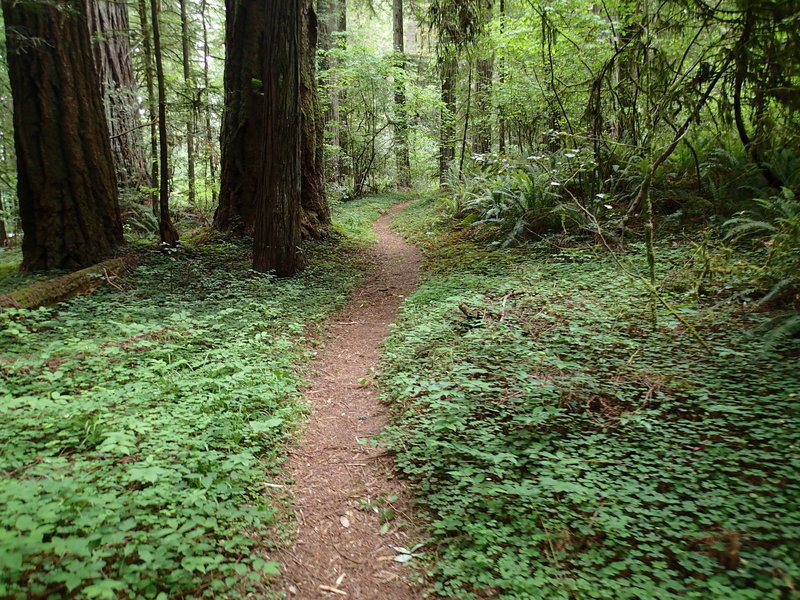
276, 201, 427, 599
1, 194, 798, 600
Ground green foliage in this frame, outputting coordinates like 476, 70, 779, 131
724, 187, 800, 303
380, 200, 800, 600
0, 248, 52, 295
0, 199, 378, 599
330, 193, 407, 246
446, 150, 602, 245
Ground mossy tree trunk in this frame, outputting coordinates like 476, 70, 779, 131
2, 0, 123, 272
439, 55, 457, 185
474, 57, 492, 154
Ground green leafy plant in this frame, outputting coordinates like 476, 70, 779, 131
0, 197, 386, 599
380, 199, 800, 600
725, 187, 800, 304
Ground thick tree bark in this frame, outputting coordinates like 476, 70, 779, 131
87, 0, 150, 198
214, 0, 267, 234
301, 0, 331, 239
2, 0, 123, 271
439, 55, 457, 185
393, 0, 411, 187
151, 0, 179, 245
250, 0, 303, 275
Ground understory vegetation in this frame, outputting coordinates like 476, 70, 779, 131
0, 196, 397, 599
380, 198, 800, 600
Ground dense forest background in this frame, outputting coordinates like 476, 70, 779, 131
0, 0, 797, 276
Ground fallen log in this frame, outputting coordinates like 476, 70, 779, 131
0, 254, 138, 310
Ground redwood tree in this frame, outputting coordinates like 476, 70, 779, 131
300, 0, 331, 239
221, 0, 304, 275
87, 0, 150, 197
2, 0, 123, 271
214, 0, 268, 234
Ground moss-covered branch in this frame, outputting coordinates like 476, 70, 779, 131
0, 254, 137, 309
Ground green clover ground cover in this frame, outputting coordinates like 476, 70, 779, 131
0, 195, 398, 600
381, 198, 800, 599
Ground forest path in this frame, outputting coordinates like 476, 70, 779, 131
276, 202, 426, 599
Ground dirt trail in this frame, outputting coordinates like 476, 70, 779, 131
278, 202, 426, 599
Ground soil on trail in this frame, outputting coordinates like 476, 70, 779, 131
278, 202, 426, 599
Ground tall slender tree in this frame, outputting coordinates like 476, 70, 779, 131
428, 0, 492, 182
179, 0, 197, 206
393, 0, 411, 187
137, 0, 159, 211
200, 0, 218, 208
2, 0, 123, 271
439, 54, 456, 184
150, 0, 179, 245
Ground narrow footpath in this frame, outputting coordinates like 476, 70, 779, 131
278, 202, 426, 599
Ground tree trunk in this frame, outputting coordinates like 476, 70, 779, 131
474, 57, 492, 154
0, 191, 7, 247
393, 0, 411, 187
250, 0, 303, 275
151, 0, 179, 245
333, 0, 349, 184
498, 0, 506, 153
200, 0, 218, 208
439, 55, 457, 185
300, 0, 331, 239
2, 0, 123, 271
214, 0, 269, 234
732, 4, 781, 187
86, 0, 151, 199
179, 0, 196, 206
317, 0, 343, 183
137, 0, 159, 212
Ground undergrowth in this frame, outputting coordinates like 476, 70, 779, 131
382, 197, 800, 599
0, 195, 395, 599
